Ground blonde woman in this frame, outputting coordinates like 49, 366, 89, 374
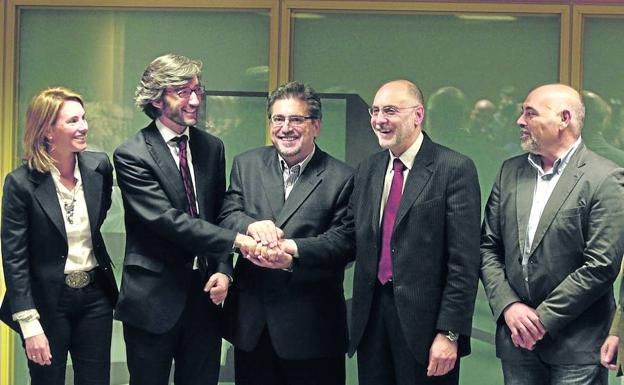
0, 87, 118, 385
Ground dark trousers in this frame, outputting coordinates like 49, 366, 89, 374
123, 271, 222, 385
234, 327, 345, 385
357, 282, 460, 385
26, 276, 114, 385
502, 357, 607, 385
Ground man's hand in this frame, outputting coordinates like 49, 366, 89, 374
246, 220, 284, 248
503, 302, 546, 350
601, 335, 619, 370
245, 245, 294, 270
427, 333, 457, 376
25, 333, 52, 366
204, 272, 230, 305
234, 233, 258, 256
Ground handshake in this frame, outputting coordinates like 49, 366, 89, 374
234, 220, 297, 270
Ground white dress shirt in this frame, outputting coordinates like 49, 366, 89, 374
156, 118, 199, 214
522, 137, 582, 294
378, 132, 424, 225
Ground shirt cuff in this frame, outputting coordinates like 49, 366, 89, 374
12, 309, 40, 322
18, 319, 44, 339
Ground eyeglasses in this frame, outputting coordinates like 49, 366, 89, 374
270, 115, 317, 127
368, 105, 420, 117
168, 86, 206, 99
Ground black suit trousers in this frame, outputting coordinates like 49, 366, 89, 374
123, 271, 222, 385
26, 274, 113, 385
234, 327, 345, 385
357, 282, 460, 385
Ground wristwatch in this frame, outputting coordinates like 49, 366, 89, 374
443, 330, 460, 342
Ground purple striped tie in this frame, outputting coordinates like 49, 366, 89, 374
173, 135, 198, 218
378, 158, 406, 284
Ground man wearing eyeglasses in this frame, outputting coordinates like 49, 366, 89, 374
218, 81, 354, 385
113, 54, 256, 385
349, 80, 481, 385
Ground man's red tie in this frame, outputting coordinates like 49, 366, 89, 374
378, 158, 406, 284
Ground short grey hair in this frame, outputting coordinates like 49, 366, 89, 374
135, 54, 202, 119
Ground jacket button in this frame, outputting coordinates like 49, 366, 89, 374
61, 255, 65, 259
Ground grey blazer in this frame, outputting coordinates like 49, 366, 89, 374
481, 143, 624, 364
218, 146, 354, 359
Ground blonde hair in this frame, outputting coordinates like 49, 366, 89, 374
23, 87, 84, 173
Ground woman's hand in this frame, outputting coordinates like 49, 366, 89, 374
25, 333, 52, 365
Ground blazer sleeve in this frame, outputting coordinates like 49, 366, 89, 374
1, 172, 36, 313
436, 156, 482, 335
293, 173, 355, 270
113, 143, 237, 262
480, 163, 523, 321
536, 169, 624, 336
218, 156, 258, 234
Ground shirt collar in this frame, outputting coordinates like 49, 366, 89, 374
278, 145, 316, 174
388, 131, 424, 171
50, 154, 82, 184
156, 118, 190, 144
527, 136, 582, 178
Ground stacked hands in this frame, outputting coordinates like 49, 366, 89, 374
503, 302, 546, 350
203, 220, 294, 307
234, 220, 297, 271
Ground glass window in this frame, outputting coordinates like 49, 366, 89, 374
581, 15, 624, 168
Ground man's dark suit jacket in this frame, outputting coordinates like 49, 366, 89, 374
113, 122, 237, 334
349, 133, 481, 365
0, 151, 118, 331
218, 146, 354, 359
481, 143, 624, 364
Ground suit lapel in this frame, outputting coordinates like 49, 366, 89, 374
275, 149, 325, 228
144, 122, 187, 210
394, 136, 434, 227
516, 160, 536, 255
529, 145, 586, 255
77, 152, 103, 237
260, 149, 286, 219
32, 171, 67, 241
369, 151, 389, 241
188, 127, 209, 218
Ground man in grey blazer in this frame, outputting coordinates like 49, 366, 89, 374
349, 80, 481, 385
481, 83, 624, 384
218, 81, 353, 385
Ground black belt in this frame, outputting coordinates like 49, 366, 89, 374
64, 269, 97, 288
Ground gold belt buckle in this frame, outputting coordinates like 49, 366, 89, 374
65, 271, 91, 288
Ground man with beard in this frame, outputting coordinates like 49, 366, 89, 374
114, 54, 256, 385
349, 79, 481, 385
217, 81, 354, 385
481, 83, 624, 384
